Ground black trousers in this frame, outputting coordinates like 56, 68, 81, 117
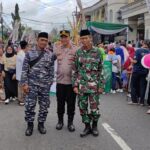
56, 84, 76, 120
147, 87, 150, 106
131, 72, 147, 104
4, 72, 18, 99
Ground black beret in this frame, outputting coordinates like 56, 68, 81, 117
38, 32, 48, 39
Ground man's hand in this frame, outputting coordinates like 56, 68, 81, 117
98, 88, 104, 94
73, 87, 79, 94
129, 57, 137, 64
2, 71, 5, 78
12, 74, 16, 80
22, 84, 29, 94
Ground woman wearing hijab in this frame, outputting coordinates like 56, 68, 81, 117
129, 40, 150, 105
0, 46, 4, 101
2, 45, 18, 104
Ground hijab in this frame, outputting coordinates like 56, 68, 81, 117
5, 45, 15, 58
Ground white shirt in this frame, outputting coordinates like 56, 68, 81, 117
106, 54, 121, 73
16, 50, 25, 81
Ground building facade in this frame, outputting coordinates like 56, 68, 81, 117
84, 0, 128, 23
83, 0, 150, 42
121, 0, 150, 41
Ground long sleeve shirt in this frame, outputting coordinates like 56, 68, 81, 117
16, 50, 25, 81
72, 46, 104, 94
21, 47, 54, 86
54, 44, 77, 85
2, 54, 16, 72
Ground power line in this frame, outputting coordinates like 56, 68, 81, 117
2, 12, 69, 25
3, 0, 73, 21
27, 0, 70, 12
39, 0, 68, 7
83, 0, 100, 7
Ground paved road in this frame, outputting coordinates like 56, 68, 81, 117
0, 92, 150, 150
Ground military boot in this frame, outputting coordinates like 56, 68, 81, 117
80, 123, 91, 137
56, 115, 64, 130
25, 122, 34, 136
38, 122, 47, 134
92, 121, 99, 137
67, 115, 75, 132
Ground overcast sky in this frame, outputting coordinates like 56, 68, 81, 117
0, 0, 99, 32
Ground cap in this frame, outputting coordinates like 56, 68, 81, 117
60, 30, 70, 37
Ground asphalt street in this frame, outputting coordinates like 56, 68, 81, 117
0, 92, 150, 150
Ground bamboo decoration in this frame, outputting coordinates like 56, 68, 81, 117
68, 17, 81, 46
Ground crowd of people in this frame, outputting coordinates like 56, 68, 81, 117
0, 30, 150, 137
97, 39, 150, 114
0, 40, 52, 105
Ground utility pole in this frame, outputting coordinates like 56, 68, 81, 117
62, 24, 65, 30
75, 6, 78, 23
1, 18, 3, 42
0, 3, 3, 42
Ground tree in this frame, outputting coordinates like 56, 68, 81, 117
11, 3, 20, 27
11, 3, 25, 41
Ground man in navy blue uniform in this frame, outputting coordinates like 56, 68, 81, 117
21, 32, 54, 136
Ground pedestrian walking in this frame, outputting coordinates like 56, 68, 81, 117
2, 45, 17, 104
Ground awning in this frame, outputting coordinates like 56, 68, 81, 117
86, 21, 129, 35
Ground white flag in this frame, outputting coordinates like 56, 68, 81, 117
9, 20, 20, 43
21, 26, 28, 41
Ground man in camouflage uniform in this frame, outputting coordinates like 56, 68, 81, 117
21, 32, 54, 136
72, 29, 104, 137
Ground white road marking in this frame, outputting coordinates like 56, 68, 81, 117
102, 123, 132, 150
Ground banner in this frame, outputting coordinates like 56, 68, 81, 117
103, 60, 112, 93
87, 21, 129, 35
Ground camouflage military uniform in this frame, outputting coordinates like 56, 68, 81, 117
21, 47, 54, 123
72, 46, 104, 124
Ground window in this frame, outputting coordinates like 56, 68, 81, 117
146, 29, 149, 39
128, 0, 135, 3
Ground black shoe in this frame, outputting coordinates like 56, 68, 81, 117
92, 121, 99, 137
38, 122, 46, 134
68, 123, 75, 132
25, 122, 33, 136
68, 115, 75, 132
80, 123, 91, 137
56, 121, 64, 130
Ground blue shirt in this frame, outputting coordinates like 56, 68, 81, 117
133, 48, 150, 74
115, 47, 124, 65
